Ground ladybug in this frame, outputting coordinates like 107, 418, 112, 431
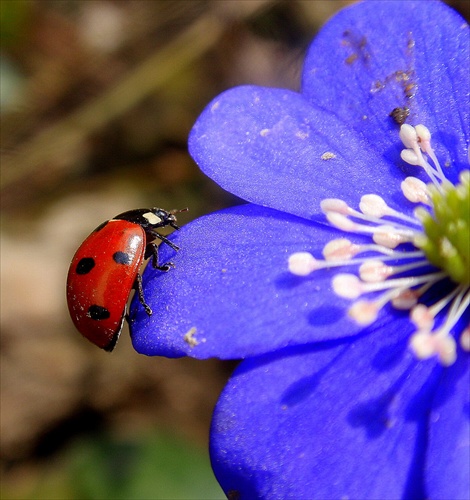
66, 208, 183, 351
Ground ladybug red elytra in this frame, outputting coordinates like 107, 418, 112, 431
66, 208, 184, 351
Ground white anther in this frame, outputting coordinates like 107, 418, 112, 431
391, 289, 419, 309
401, 176, 430, 204
399, 123, 419, 149
401, 148, 421, 166
323, 239, 358, 261
288, 252, 317, 276
359, 261, 392, 282
359, 194, 389, 218
332, 274, 363, 299
436, 335, 457, 366
411, 304, 434, 329
410, 328, 456, 366
415, 124, 432, 152
409, 331, 435, 359
461, 326, 470, 351
320, 198, 350, 215
400, 124, 445, 186
372, 225, 408, 248
326, 212, 357, 231
348, 300, 378, 325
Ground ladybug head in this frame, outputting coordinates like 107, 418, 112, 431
114, 207, 187, 231
149, 207, 188, 230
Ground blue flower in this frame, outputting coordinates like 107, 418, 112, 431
130, 1, 469, 498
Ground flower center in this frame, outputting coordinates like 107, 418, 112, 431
288, 124, 469, 366
414, 173, 470, 285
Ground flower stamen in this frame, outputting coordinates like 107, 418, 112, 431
401, 176, 431, 205
322, 202, 418, 248
289, 124, 469, 366
399, 124, 446, 189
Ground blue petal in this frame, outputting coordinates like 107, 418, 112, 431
189, 85, 411, 220
189, 1, 469, 219
210, 333, 447, 500
426, 353, 470, 499
302, 0, 469, 183
130, 204, 404, 359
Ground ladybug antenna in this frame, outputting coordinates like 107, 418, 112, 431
169, 207, 188, 229
170, 207, 189, 215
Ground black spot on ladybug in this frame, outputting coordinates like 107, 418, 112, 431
88, 305, 111, 321
76, 257, 95, 275
94, 221, 109, 232
113, 251, 131, 265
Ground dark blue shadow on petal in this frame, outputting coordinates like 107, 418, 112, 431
464, 400, 470, 420
217, 469, 273, 500
402, 415, 428, 499
347, 362, 414, 439
403, 354, 469, 499
275, 271, 310, 290
236, 335, 362, 378
400, 365, 441, 499
434, 129, 466, 184
281, 345, 348, 407
243, 333, 370, 408
347, 392, 398, 439
307, 305, 345, 327
280, 373, 323, 408
404, 364, 440, 423
406, 353, 468, 423
371, 337, 408, 372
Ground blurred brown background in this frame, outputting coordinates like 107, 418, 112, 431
1, 1, 468, 498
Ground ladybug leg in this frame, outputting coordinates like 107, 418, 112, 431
134, 273, 152, 316
150, 232, 180, 252
145, 243, 175, 272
